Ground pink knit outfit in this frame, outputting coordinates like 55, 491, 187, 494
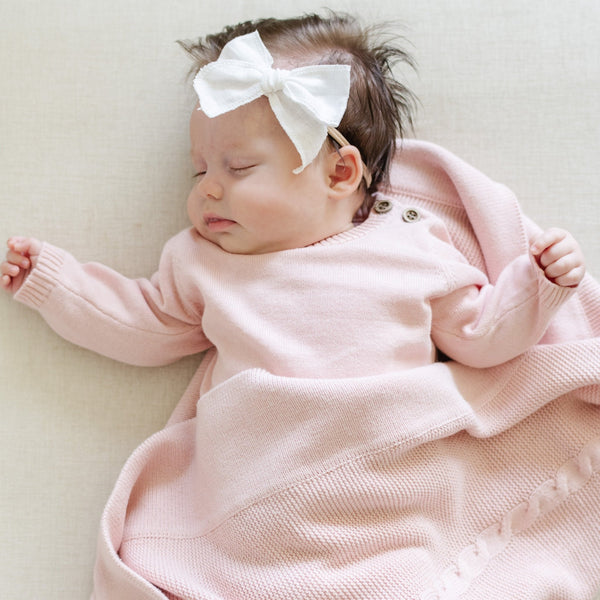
15, 140, 600, 599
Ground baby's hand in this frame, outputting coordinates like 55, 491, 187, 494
530, 228, 585, 287
1, 237, 43, 294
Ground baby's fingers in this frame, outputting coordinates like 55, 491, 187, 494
530, 228, 568, 258
2, 237, 42, 293
7, 236, 42, 258
543, 256, 585, 287
5, 249, 31, 269
530, 228, 585, 287
0, 260, 25, 292
536, 236, 576, 269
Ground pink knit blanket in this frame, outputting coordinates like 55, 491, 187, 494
91, 141, 600, 600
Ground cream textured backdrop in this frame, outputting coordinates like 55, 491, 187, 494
1, 0, 598, 598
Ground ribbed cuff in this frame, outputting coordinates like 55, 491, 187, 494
14, 243, 66, 309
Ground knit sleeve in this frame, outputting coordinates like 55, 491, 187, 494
430, 252, 575, 368
14, 232, 212, 366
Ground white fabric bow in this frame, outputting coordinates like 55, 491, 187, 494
192, 31, 351, 173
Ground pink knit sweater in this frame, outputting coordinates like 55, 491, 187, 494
15, 140, 600, 599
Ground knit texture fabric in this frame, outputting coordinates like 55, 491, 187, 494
17, 140, 600, 599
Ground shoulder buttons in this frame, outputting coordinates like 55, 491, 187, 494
372, 199, 393, 214
402, 208, 420, 223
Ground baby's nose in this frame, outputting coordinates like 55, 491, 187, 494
195, 173, 223, 201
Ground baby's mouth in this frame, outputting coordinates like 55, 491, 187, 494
204, 214, 236, 232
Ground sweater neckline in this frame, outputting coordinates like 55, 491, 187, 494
308, 205, 390, 248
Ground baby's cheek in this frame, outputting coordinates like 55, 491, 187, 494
186, 196, 201, 229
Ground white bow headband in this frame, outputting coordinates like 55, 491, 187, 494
193, 30, 371, 185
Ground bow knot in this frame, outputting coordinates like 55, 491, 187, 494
261, 68, 288, 94
193, 31, 351, 173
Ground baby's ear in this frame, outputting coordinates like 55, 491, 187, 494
326, 146, 364, 198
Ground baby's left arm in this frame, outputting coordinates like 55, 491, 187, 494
431, 226, 585, 368
530, 227, 585, 287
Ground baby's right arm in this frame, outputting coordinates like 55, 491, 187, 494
2, 234, 212, 366
1, 237, 42, 294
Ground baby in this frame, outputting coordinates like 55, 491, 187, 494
0, 14, 585, 380
1, 12, 595, 599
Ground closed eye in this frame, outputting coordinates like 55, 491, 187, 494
229, 164, 257, 174
191, 164, 257, 179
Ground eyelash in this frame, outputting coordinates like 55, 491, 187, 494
192, 165, 255, 179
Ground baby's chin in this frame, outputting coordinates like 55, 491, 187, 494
195, 227, 260, 255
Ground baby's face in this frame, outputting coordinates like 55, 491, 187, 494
187, 98, 352, 254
